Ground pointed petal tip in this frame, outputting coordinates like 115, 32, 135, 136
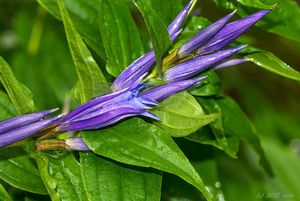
142, 112, 160, 121
192, 76, 208, 84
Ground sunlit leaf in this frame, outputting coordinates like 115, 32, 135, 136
0, 183, 12, 201
0, 147, 47, 194
83, 118, 213, 201
99, 0, 144, 77
57, 0, 108, 103
80, 152, 162, 201
152, 91, 220, 137
0, 90, 16, 121
0, 57, 36, 114
246, 50, 300, 82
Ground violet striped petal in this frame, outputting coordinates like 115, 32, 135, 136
165, 45, 246, 82
67, 100, 150, 124
60, 88, 129, 122
168, 0, 195, 37
62, 85, 151, 123
140, 77, 206, 102
61, 106, 148, 131
213, 58, 248, 70
0, 108, 58, 134
0, 116, 59, 148
197, 10, 270, 54
177, 10, 236, 58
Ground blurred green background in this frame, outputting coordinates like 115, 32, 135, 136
0, 0, 299, 200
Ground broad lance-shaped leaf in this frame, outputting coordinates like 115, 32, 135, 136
134, 0, 172, 77
37, 0, 106, 59
0, 57, 36, 114
235, 0, 274, 9
0, 147, 47, 194
0, 183, 12, 201
245, 50, 300, 82
99, 0, 144, 77
151, 91, 220, 137
80, 152, 162, 201
57, 0, 108, 103
186, 126, 240, 158
236, 0, 276, 9
216, 96, 274, 176
83, 118, 213, 201
29, 149, 88, 201
196, 97, 228, 147
0, 90, 16, 121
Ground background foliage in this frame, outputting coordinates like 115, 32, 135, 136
0, 0, 300, 200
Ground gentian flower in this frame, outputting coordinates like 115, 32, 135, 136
112, 0, 195, 92
0, 109, 59, 147
140, 77, 206, 101
176, 10, 236, 58
165, 45, 246, 82
56, 85, 159, 131
196, 10, 270, 54
213, 58, 249, 71
55, 77, 207, 132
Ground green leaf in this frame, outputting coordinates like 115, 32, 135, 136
213, 0, 300, 43
0, 57, 36, 114
0, 90, 16, 121
216, 96, 274, 176
186, 126, 240, 158
83, 118, 213, 201
234, 0, 274, 9
57, 0, 109, 103
196, 97, 228, 147
147, 0, 183, 25
134, 0, 172, 77
152, 91, 220, 137
37, 0, 106, 59
80, 152, 162, 201
246, 50, 300, 82
30, 151, 88, 201
99, 0, 144, 77
0, 147, 47, 194
0, 183, 12, 201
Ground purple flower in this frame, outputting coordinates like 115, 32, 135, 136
0, 115, 59, 148
112, 0, 195, 92
165, 45, 246, 82
0, 108, 58, 134
57, 85, 159, 131
177, 10, 236, 58
213, 58, 248, 71
140, 77, 206, 102
197, 10, 270, 54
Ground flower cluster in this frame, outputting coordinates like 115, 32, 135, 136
0, 0, 270, 149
